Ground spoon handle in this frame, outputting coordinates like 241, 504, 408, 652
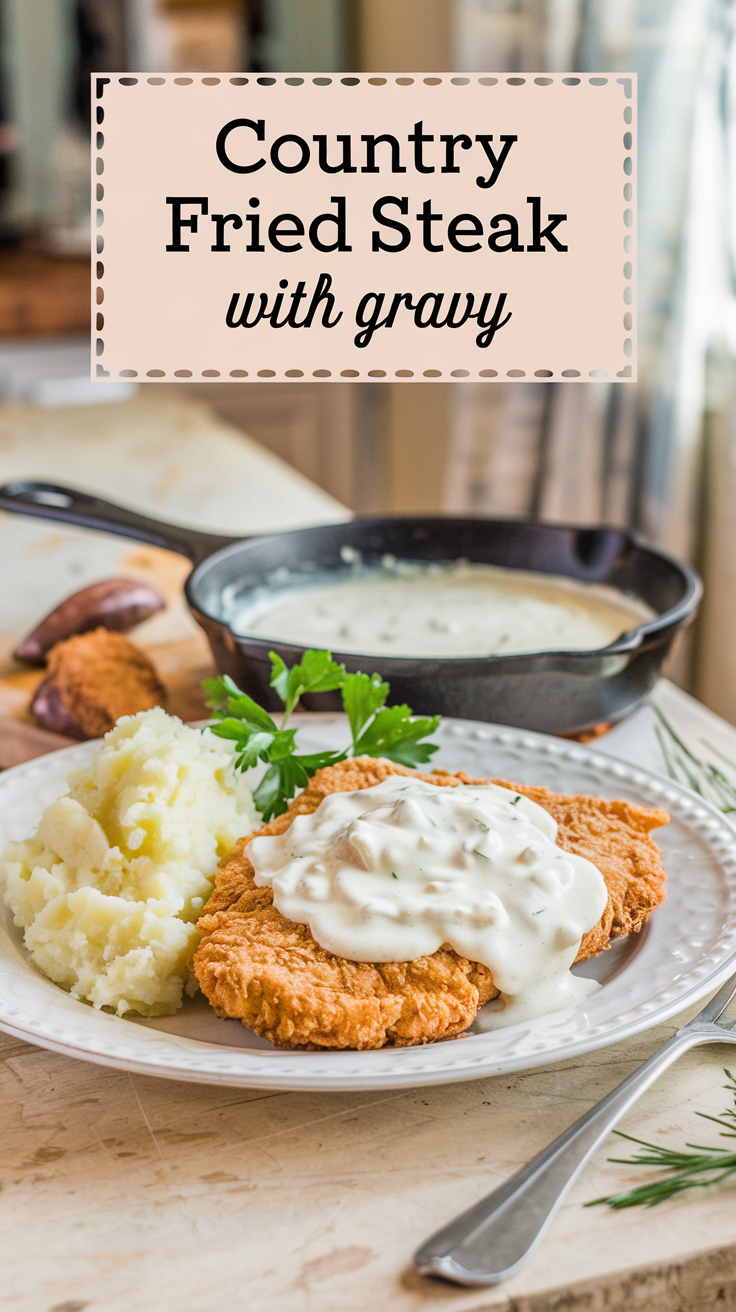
414, 1026, 715, 1287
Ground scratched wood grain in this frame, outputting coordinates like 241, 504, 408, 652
2, 1003, 736, 1312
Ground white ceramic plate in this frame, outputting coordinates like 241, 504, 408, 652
2, 716, 736, 1091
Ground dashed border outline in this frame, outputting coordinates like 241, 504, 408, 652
93, 73, 635, 383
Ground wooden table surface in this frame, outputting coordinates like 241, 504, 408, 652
5, 992, 736, 1312
3, 396, 736, 1310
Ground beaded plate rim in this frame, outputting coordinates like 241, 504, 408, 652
0, 716, 734, 1090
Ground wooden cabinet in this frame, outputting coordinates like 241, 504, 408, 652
0, 250, 89, 338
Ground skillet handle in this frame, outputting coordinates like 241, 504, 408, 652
0, 480, 240, 565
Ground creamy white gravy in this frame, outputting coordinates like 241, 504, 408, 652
229, 561, 653, 659
247, 777, 609, 1028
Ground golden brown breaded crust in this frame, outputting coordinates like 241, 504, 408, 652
46, 628, 166, 738
468, 776, 669, 962
194, 757, 668, 1049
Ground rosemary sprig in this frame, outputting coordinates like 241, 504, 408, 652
654, 708, 736, 813
587, 1070, 736, 1209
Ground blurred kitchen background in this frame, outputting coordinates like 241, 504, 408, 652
1, 0, 735, 720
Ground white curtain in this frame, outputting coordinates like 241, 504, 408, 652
449, 0, 736, 720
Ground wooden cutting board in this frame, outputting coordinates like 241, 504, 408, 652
0, 631, 215, 767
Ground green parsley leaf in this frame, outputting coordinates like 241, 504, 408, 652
208, 721, 277, 771
265, 727, 299, 761
252, 751, 345, 821
269, 649, 346, 722
341, 671, 389, 748
206, 716, 257, 742
291, 750, 347, 773
354, 704, 441, 767
253, 764, 288, 820
267, 653, 290, 705
203, 673, 240, 705
278, 753, 336, 795
232, 731, 276, 771
204, 676, 277, 733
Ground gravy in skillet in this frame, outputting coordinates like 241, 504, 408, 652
226, 559, 654, 659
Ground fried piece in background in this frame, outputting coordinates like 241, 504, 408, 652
33, 628, 165, 739
194, 758, 668, 1050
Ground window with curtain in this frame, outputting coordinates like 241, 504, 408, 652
450, 0, 736, 724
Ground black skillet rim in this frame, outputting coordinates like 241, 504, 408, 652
184, 515, 703, 666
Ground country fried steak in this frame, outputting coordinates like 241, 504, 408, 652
193, 758, 668, 1050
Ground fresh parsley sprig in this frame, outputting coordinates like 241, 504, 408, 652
587, 1069, 736, 1209
341, 669, 440, 769
203, 649, 440, 820
269, 649, 345, 719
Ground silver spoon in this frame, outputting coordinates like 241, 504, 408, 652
414, 970, 736, 1287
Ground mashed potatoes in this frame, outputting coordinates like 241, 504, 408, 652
0, 707, 258, 1016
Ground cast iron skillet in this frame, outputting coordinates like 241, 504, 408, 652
0, 480, 702, 736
